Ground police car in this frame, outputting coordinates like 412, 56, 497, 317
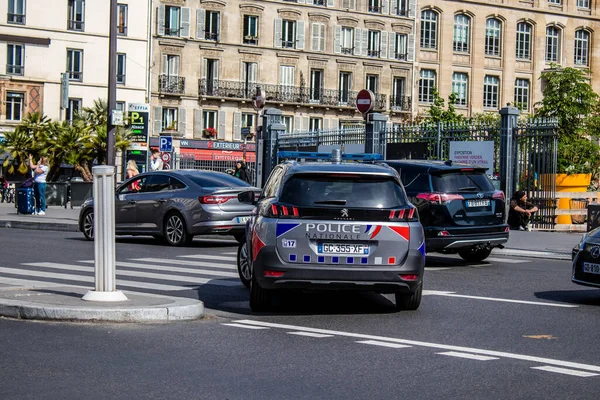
236, 150, 426, 311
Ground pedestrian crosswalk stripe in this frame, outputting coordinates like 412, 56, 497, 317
0, 276, 76, 289
79, 260, 238, 277
23, 262, 240, 287
356, 340, 412, 349
178, 254, 237, 262
132, 257, 236, 270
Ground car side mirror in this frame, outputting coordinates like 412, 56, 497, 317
238, 190, 256, 205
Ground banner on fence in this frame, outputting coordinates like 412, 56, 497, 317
449, 141, 494, 171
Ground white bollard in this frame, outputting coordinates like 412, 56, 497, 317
82, 165, 128, 302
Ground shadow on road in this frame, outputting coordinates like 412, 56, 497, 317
535, 289, 600, 306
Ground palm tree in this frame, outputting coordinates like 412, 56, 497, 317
44, 121, 94, 181
0, 128, 34, 175
15, 112, 51, 158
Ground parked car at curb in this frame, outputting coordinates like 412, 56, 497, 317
78, 170, 260, 246
385, 160, 509, 262
572, 230, 600, 288
237, 152, 426, 312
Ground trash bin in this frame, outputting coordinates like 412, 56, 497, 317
586, 202, 600, 232
46, 182, 68, 207
69, 181, 93, 208
570, 198, 589, 225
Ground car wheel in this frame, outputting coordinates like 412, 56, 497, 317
458, 246, 493, 262
234, 233, 245, 244
250, 271, 272, 312
164, 212, 192, 246
82, 209, 94, 241
237, 242, 251, 288
395, 285, 422, 311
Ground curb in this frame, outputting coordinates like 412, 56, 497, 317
0, 220, 79, 232
493, 248, 571, 261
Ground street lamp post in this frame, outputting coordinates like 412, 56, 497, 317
106, 0, 118, 166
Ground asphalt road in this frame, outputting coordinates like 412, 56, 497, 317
1, 228, 599, 399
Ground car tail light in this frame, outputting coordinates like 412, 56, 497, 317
417, 193, 464, 204
400, 274, 419, 281
264, 270, 284, 278
262, 203, 300, 218
437, 231, 450, 236
389, 207, 419, 222
493, 190, 506, 200
199, 195, 236, 204
251, 230, 266, 262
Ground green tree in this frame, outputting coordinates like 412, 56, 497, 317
0, 128, 34, 175
426, 90, 466, 124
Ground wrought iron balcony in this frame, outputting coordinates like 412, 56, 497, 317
393, 52, 407, 61
68, 19, 84, 31
396, 9, 409, 17
390, 95, 412, 111
341, 47, 354, 55
313, 0, 326, 5
8, 13, 25, 24
368, 49, 381, 58
205, 31, 219, 41
159, 75, 185, 95
368, 5, 383, 13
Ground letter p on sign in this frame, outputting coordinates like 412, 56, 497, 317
160, 136, 173, 152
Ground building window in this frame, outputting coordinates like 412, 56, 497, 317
418, 69, 436, 103
391, 77, 406, 109
205, 11, 219, 41
339, 72, 352, 104
241, 61, 257, 97
483, 76, 499, 109
367, 30, 381, 57
66, 98, 81, 123
8, 0, 25, 24
420, 10, 438, 49
453, 14, 470, 53
67, 49, 83, 81
311, 23, 325, 52
162, 108, 178, 131
165, 6, 180, 36
548, 0, 561, 4
515, 22, 532, 60
242, 113, 254, 129
577, 0, 590, 8
314, 0, 326, 6
514, 79, 530, 111
342, 0, 356, 9
366, 74, 379, 93
341, 27, 354, 54
202, 110, 217, 130
574, 30, 590, 66
310, 69, 324, 102
7, 44, 24, 75
117, 4, 128, 35
282, 20, 296, 49
545, 26, 561, 63
368, 0, 383, 13
394, 0, 408, 16
282, 116, 293, 134
485, 18, 501, 56
394, 34, 407, 60
451, 72, 468, 106
6, 92, 24, 121
309, 118, 322, 131
243, 15, 259, 45
116, 53, 126, 84
67, 0, 85, 31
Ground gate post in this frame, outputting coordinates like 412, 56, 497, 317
365, 113, 387, 155
499, 105, 520, 216
257, 108, 283, 187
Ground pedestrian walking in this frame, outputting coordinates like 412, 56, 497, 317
508, 190, 538, 231
149, 149, 164, 171
233, 160, 250, 183
0, 175, 7, 203
28, 155, 49, 216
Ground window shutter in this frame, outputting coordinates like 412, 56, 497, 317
319, 24, 326, 52
327, 0, 335, 6
153, 106, 163, 134
362, 29, 368, 57
294, 116, 301, 133
203, 58, 208, 79
381, 31, 388, 58
193, 109, 203, 138
388, 32, 396, 59
312, 23, 320, 51
173, 55, 180, 77
178, 108, 187, 135
218, 110, 226, 139
382, 0, 389, 14
196, 9, 205, 39
296, 21, 305, 50
297, 0, 305, 3
334, 26, 342, 54
331, 118, 339, 129
274, 19, 282, 48
354, 28, 361, 56
157, 5, 165, 36
181, 7, 190, 37
408, 0, 416, 18
391, 0, 398, 15
233, 111, 242, 141
350, 0, 356, 9
214, 60, 219, 81
302, 116, 309, 131
249, 63, 257, 83
161, 54, 168, 75
407, 33, 415, 61
323, 118, 330, 130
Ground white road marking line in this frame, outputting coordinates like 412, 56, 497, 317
531, 366, 599, 377
25, 262, 240, 286
221, 323, 269, 330
287, 331, 334, 338
0, 277, 79, 289
178, 254, 237, 262
424, 291, 578, 308
424, 267, 452, 271
132, 258, 236, 270
222, 252, 237, 255
356, 340, 412, 349
437, 351, 499, 361
232, 320, 600, 373
79, 260, 238, 277
484, 257, 529, 264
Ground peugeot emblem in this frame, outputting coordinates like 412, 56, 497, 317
341, 208, 349, 218
591, 246, 600, 258
477, 193, 485, 199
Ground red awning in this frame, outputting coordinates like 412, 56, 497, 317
179, 149, 256, 162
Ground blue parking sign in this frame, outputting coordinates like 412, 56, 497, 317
159, 136, 173, 152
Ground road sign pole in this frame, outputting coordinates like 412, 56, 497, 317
106, 0, 118, 166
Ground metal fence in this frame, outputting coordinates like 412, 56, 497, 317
174, 154, 257, 186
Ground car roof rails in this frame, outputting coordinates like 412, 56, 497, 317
278, 151, 383, 163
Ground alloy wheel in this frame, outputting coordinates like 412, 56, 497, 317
166, 214, 184, 245
237, 242, 251, 288
83, 211, 94, 240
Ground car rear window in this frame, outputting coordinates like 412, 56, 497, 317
279, 174, 407, 208
187, 172, 251, 188
431, 172, 494, 192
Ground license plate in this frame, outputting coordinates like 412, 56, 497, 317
583, 262, 600, 275
467, 200, 490, 207
318, 243, 369, 255
236, 216, 250, 224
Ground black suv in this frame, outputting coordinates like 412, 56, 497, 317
385, 160, 509, 262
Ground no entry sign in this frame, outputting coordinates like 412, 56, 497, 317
356, 89, 375, 115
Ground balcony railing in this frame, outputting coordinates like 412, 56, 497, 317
368, 49, 381, 58
390, 95, 412, 111
68, 19, 84, 31
282, 40, 296, 49
243, 36, 258, 45
341, 47, 354, 54
368, 5, 383, 12
6, 64, 23, 76
159, 75, 185, 95
198, 78, 388, 111
394, 52, 407, 61
205, 31, 219, 41
7, 13, 25, 24
314, 0, 326, 5
396, 9, 409, 17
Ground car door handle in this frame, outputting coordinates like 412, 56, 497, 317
157, 199, 167, 203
